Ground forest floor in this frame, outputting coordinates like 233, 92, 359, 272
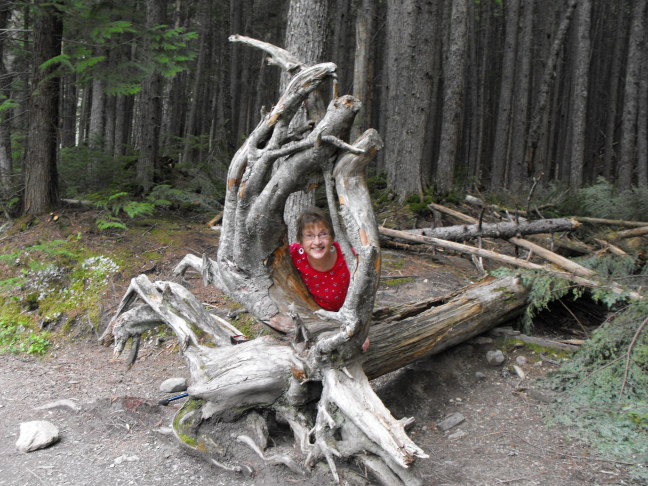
0, 208, 640, 485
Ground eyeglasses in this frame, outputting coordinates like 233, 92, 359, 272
303, 232, 331, 241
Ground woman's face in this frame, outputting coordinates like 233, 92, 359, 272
300, 222, 333, 263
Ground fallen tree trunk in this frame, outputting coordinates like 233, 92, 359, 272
444, 200, 592, 255
405, 217, 580, 242
364, 275, 528, 378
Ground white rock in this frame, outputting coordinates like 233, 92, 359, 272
486, 350, 505, 366
16, 420, 60, 452
159, 377, 187, 393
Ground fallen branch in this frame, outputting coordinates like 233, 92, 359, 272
575, 216, 648, 228
379, 226, 642, 300
609, 225, 648, 240
406, 218, 580, 242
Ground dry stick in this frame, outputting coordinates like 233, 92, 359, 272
619, 316, 648, 399
424, 202, 643, 299
594, 238, 628, 256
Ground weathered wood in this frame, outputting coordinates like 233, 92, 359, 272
464, 194, 555, 217
406, 217, 580, 242
610, 225, 648, 239
508, 237, 596, 279
105, 36, 576, 486
379, 226, 642, 301
380, 226, 548, 270
412, 204, 592, 278
574, 216, 648, 227
364, 276, 528, 378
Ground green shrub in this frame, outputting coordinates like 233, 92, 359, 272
542, 302, 648, 477
574, 177, 648, 221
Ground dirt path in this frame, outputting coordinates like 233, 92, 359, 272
0, 214, 636, 485
1, 336, 633, 485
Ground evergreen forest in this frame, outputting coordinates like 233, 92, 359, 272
0, 0, 647, 215
0, 1, 647, 484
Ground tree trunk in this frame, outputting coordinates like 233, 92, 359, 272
0, 0, 12, 197
435, 0, 468, 194
400, 217, 580, 242
490, 0, 519, 190
617, 0, 647, 190
137, 0, 167, 192
523, 0, 577, 180
350, 0, 375, 141
637, 42, 648, 186
23, 1, 62, 215
508, 0, 533, 192
601, 1, 627, 182
383, 0, 436, 200
281, 0, 330, 242
60, 74, 78, 149
88, 77, 105, 187
568, 0, 592, 190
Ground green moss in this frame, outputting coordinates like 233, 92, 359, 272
496, 337, 571, 360
172, 398, 206, 449
383, 277, 414, 287
381, 253, 406, 271
232, 314, 266, 339
0, 235, 121, 352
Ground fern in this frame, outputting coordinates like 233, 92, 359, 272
95, 216, 128, 231
90, 191, 156, 231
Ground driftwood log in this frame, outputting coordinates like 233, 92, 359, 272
103, 37, 530, 485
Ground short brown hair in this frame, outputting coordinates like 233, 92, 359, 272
296, 207, 334, 243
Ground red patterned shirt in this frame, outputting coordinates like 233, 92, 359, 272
290, 241, 350, 311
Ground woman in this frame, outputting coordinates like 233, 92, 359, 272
289, 207, 350, 312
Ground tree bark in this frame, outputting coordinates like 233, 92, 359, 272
401, 217, 580, 242
617, 0, 647, 190
508, 0, 533, 192
136, 0, 167, 192
490, 0, 519, 190
636, 34, 648, 187
383, 0, 437, 200
601, 1, 627, 182
523, 0, 578, 179
0, 0, 13, 197
281, 0, 330, 242
350, 0, 375, 142
88, 77, 105, 187
435, 0, 468, 194
568, 0, 592, 190
23, 0, 62, 215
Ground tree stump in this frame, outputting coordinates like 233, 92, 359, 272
104, 37, 529, 485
